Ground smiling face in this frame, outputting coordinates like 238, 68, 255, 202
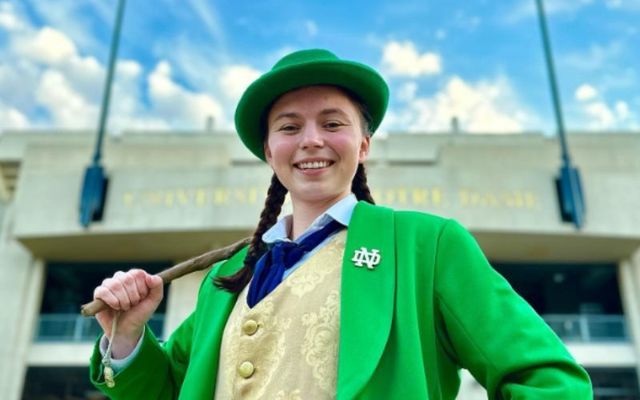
264, 85, 371, 209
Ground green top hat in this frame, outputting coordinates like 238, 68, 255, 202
234, 49, 389, 161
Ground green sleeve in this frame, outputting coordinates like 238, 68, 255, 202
89, 313, 194, 399
433, 220, 593, 399
88, 261, 224, 399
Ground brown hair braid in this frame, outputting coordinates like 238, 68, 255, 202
214, 174, 287, 292
352, 163, 375, 204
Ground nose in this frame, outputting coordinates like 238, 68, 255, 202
299, 124, 324, 149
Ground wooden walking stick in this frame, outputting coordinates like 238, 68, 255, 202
80, 236, 251, 317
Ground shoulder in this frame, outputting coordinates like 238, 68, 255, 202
200, 245, 249, 292
398, 211, 477, 254
392, 206, 461, 240
354, 201, 472, 245
354, 201, 447, 226
394, 208, 449, 228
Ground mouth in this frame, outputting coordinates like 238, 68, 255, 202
294, 160, 335, 170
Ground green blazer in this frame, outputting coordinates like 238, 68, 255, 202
90, 202, 592, 399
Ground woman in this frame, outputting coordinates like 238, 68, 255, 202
90, 49, 593, 399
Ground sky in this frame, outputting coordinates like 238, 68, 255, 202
0, 0, 638, 136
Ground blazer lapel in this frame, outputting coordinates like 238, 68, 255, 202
182, 247, 246, 400
337, 201, 396, 399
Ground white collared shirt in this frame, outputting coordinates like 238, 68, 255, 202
261, 193, 357, 279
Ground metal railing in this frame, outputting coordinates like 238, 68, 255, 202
34, 313, 626, 344
543, 314, 629, 343
34, 313, 165, 342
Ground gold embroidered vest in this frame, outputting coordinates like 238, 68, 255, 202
214, 230, 346, 400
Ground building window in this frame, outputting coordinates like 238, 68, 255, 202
35, 261, 171, 342
588, 368, 640, 400
22, 366, 106, 400
494, 262, 629, 343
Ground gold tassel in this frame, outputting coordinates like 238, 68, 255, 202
104, 365, 115, 388
101, 311, 120, 388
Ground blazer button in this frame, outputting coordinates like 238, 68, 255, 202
238, 361, 255, 378
243, 319, 258, 335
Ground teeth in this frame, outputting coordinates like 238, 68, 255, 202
298, 161, 330, 169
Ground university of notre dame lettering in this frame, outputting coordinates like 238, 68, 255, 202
458, 189, 538, 209
122, 186, 538, 210
122, 187, 260, 208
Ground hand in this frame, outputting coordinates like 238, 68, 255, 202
93, 269, 164, 358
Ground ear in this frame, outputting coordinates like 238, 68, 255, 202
264, 141, 273, 166
358, 135, 371, 163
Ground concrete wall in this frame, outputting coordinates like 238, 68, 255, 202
620, 249, 640, 389
0, 203, 44, 400
165, 269, 208, 335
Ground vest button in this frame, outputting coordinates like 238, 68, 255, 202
238, 361, 255, 378
243, 319, 258, 335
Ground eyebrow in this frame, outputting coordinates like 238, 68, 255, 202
319, 108, 351, 119
271, 108, 351, 124
271, 112, 300, 123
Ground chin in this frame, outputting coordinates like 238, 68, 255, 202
292, 187, 348, 205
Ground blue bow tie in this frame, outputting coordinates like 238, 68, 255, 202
247, 219, 344, 308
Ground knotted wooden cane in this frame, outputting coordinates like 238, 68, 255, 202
80, 237, 251, 317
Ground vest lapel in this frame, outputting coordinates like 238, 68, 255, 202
337, 202, 396, 399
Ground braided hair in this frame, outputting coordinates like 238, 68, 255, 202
351, 163, 375, 204
214, 174, 287, 291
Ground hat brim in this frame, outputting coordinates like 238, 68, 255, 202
235, 59, 389, 161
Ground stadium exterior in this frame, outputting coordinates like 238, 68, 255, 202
1, 129, 639, 399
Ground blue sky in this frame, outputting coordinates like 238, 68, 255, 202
0, 0, 638, 135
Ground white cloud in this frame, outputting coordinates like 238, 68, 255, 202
381, 41, 442, 78
0, 101, 29, 129
11, 25, 105, 103
0, 56, 40, 111
25, 0, 108, 55
36, 69, 98, 128
397, 82, 418, 102
148, 61, 224, 129
386, 75, 535, 133
0, 3, 232, 132
151, 32, 266, 129
575, 84, 598, 101
219, 65, 261, 103
152, 36, 222, 94
118, 60, 142, 78
0, 2, 24, 31
614, 100, 629, 119
17, 27, 76, 66
584, 101, 616, 127
109, 60, 162, 131
59, 56, 104, 104
6, 23, 106, 126
574, 98, 637, 130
